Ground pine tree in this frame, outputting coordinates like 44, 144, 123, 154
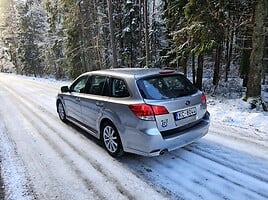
1, 0, 19, 73
116, 0, 142, 67
16, 0, 47, 76
44, 0, 65, 78
150, 0, 169, 68
171, 0, 219, 89
163, 0, 188, 70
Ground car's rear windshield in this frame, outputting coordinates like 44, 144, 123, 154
137, 74, 198, 100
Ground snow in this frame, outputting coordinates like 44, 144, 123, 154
208, 97, 268, 135
6, 73, 71, 86
123, 27, 131, 33
0, 120, 33, 200
0, 73, 268, 200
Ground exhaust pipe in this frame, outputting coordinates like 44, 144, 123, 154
160, 149, 168, 155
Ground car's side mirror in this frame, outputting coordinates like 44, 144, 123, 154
61, 86, 70, 93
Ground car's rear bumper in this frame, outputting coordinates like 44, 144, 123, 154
123, 112, 210, 156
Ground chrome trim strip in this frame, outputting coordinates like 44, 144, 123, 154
66, 116, 99, 139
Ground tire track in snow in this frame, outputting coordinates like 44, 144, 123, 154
122, 147, 268, 200
0, 97, 38, 200
149, 155, 236, 200
120, 154, 213, 200
0, 74, 168, 200
209, 122, 268, 150
14, 78, 168, 200
0, 85, 102, 200
15, 115, 106, 200
170, 148, 268, 199
0, 77, 133, 199
185, 142, 268, 183
0, 81, 131, 200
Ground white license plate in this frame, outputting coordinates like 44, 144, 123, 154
174, 107, 197, 121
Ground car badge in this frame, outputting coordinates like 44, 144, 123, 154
161, 119, 168, 127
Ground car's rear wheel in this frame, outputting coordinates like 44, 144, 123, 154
57, 101, 67, 122
101, 122, 123, 157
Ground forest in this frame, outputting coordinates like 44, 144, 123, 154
0, 0, 267, 106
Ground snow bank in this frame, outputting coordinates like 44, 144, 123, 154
208, 97, 268, 136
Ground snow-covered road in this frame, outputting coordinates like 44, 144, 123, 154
0, 73, 268, 200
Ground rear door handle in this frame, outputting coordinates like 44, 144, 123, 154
75, 97, 80, 102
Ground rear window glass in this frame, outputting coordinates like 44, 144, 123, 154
137, 74, 198, 100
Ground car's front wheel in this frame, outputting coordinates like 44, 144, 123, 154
57, 101, 67, 123
101, 122, 123, 157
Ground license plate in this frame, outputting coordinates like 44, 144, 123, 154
174, 107, 197, 121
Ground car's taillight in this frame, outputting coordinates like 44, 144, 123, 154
129, 104, 168, 120
201, 92, 206, 104
129, 104, 154, 120
151, 105, 169, 115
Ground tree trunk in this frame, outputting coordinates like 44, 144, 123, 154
225, 27, 234, 82
138, 0, 142, 67
117, 1, 124, 67
144, 0, 150, 68
213, 43, 222, 86
241, 49, 251, 87
77, 2, 87, 72
107, 0, 117, 68
183, 57, 187, 76
246, 0, 266, 97
151, 0, 156, 67
192, 53, 196, 84
196, 54, 204, 90
101, 0, 110, 68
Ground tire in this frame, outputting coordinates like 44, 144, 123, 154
101, 122, 124, 157
57, 101, 67, 123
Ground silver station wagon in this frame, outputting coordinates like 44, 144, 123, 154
56, 68, 210, 157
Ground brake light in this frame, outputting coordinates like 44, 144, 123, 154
129, 104, 169, 120
201, 92, 206, 104
129, 104, 154, 120
159, 70, 175, 74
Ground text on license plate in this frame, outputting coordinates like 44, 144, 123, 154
174, 107, 197, 121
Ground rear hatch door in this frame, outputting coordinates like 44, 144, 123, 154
137, 73, 205, 132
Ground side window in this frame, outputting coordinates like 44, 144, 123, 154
87, 75, 108, 95
70, 76, 88, 93
111, 78, 130, 98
